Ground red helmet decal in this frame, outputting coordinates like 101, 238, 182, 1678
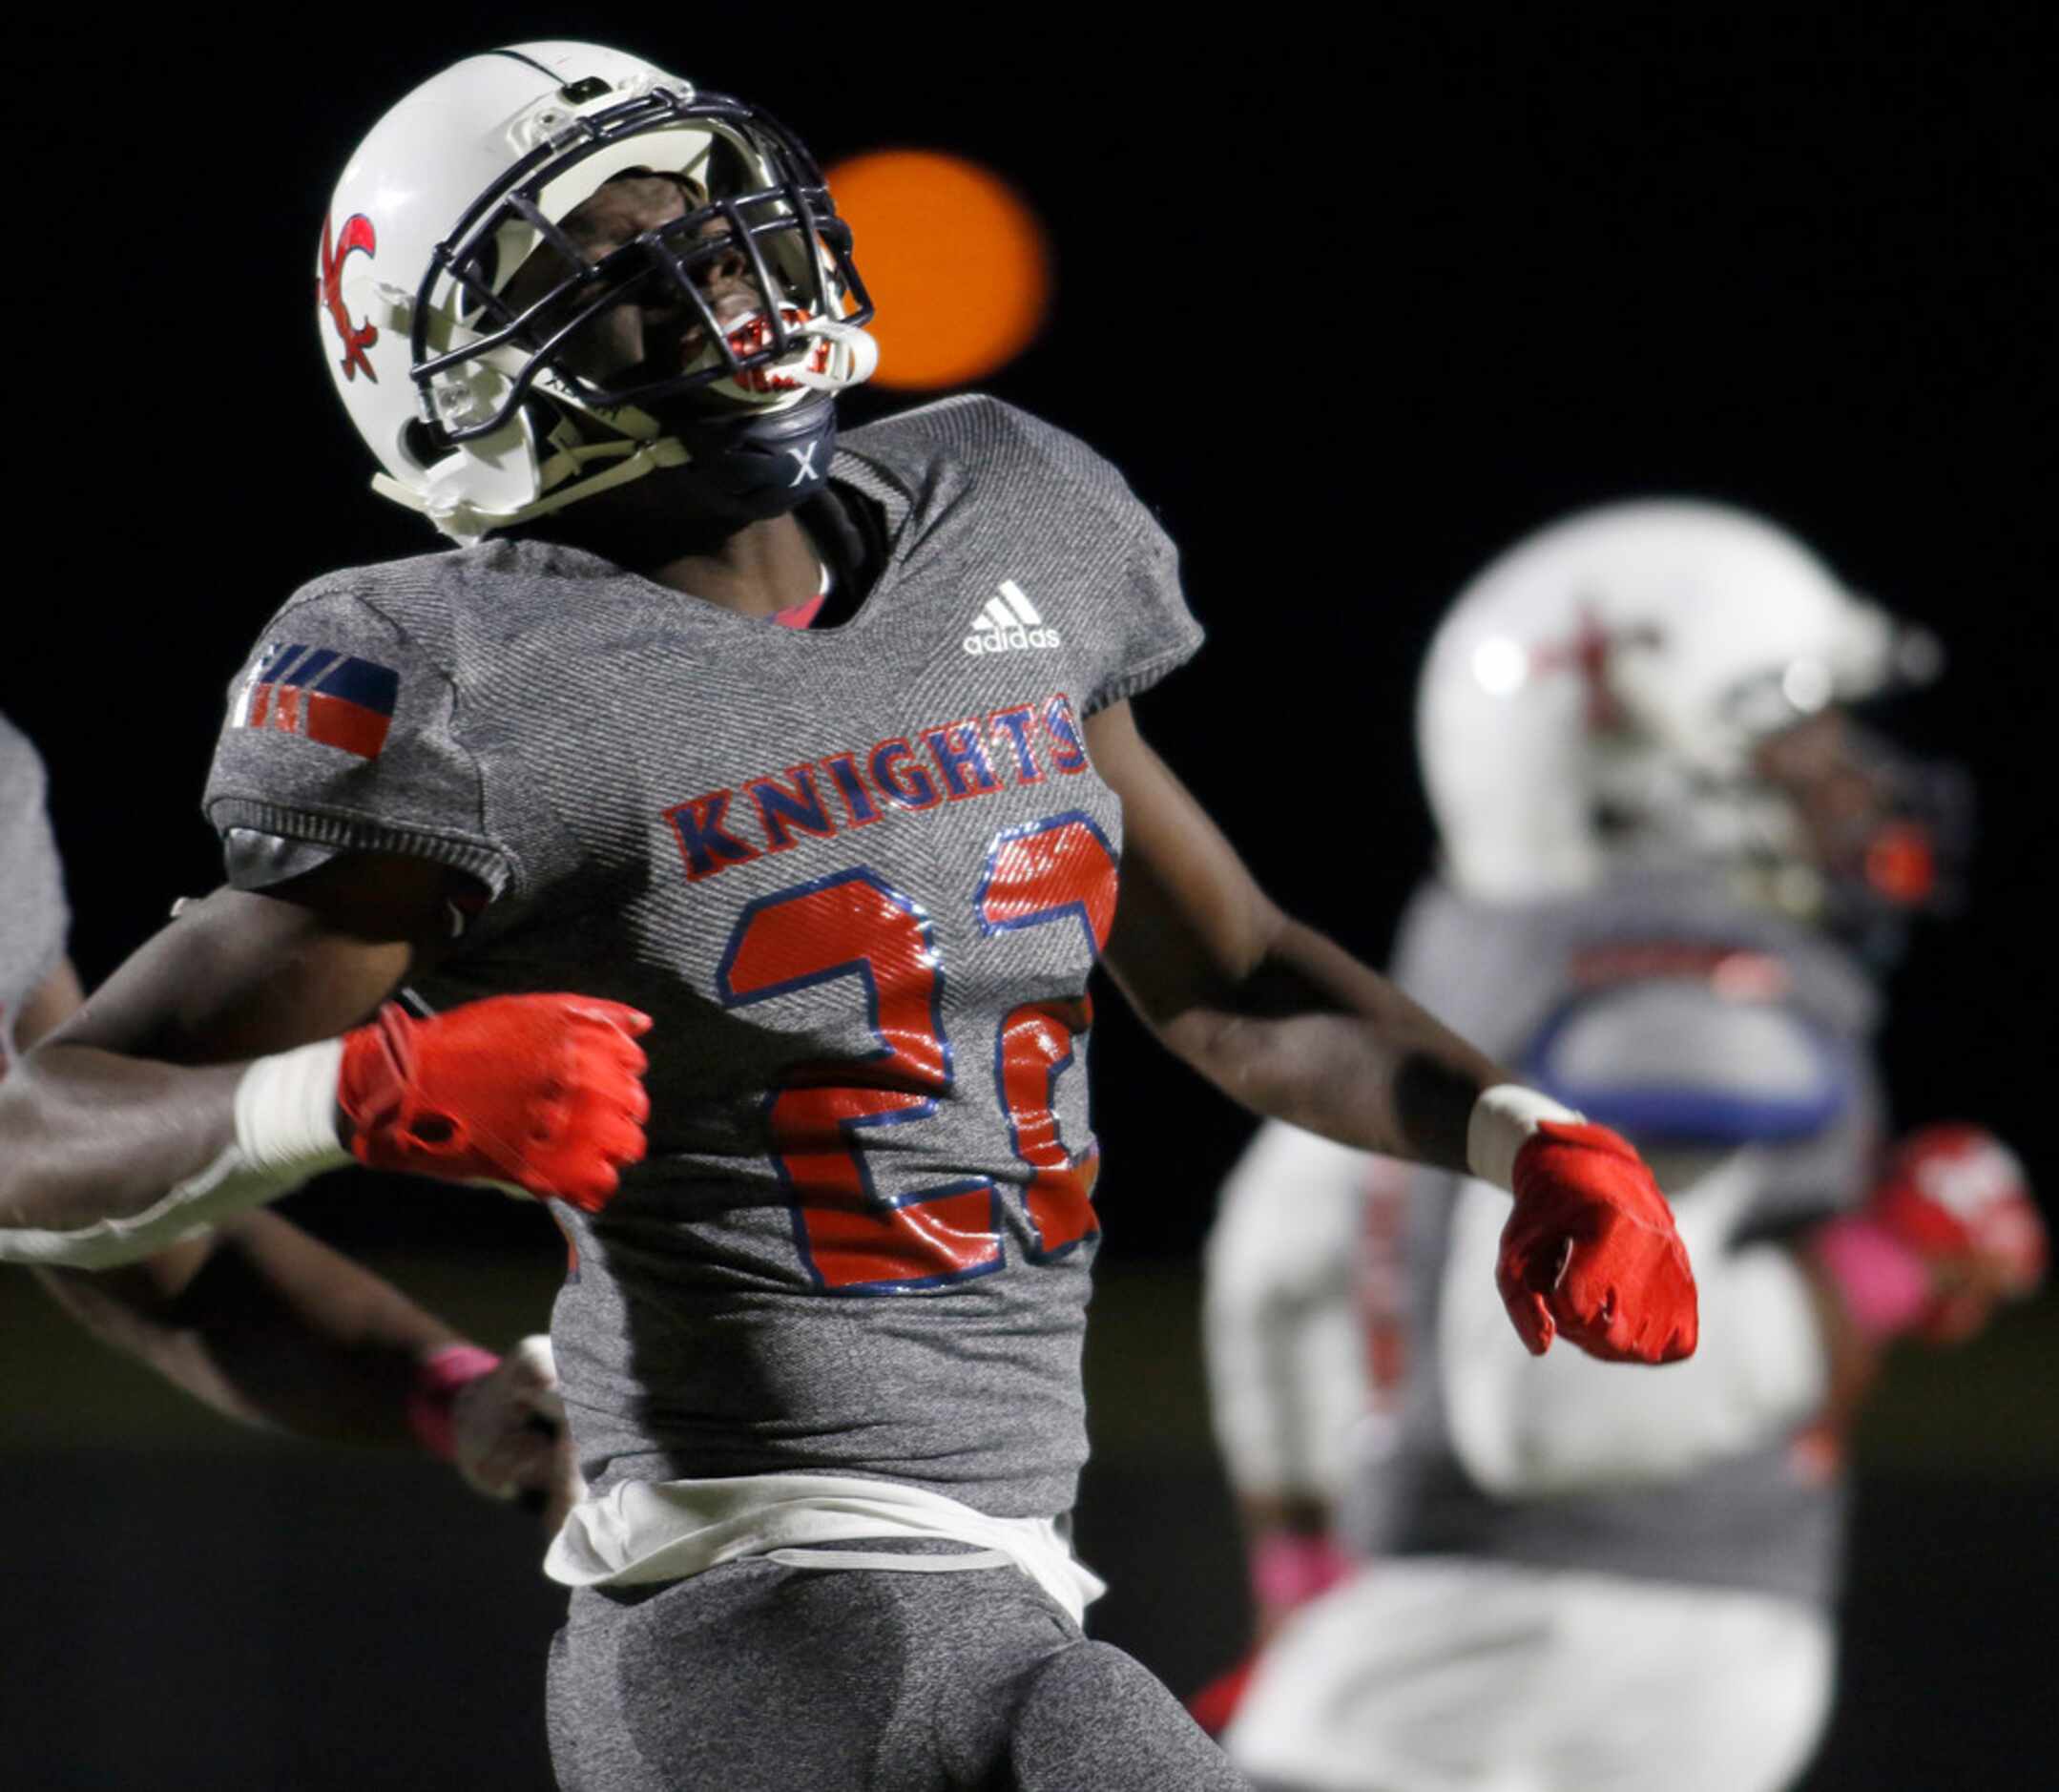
1532, 607, 1667, 735
319, 212, 380, 384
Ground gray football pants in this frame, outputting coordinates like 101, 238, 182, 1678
547, 1547, 1251, 1791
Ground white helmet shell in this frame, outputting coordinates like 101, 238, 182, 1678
1417, 500, 1906, 902
316, 43, 876, 541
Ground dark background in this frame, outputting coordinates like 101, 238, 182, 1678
4, 9, 2054, 1789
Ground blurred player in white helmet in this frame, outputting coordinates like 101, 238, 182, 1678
1201, 500, 2045, 1792
4, 47, 1712, 1789
1, 710, 579, 1525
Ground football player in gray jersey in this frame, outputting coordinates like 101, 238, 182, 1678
1, 712, 580, 1521
1205, 503, 2044, 1792
0, 714, 81, 1071
2, 45, 1705, 1792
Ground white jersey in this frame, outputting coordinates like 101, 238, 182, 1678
1209, 869, 1876, 1792
1206, 868, 1882, 1606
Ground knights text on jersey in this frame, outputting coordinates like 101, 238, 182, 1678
0, 713, 71, 1068
201, 397, 1202, 1519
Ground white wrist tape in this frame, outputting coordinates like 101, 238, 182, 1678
1466, 1084, 1584, 1192
0, 1040, 352, 1269
232, 1038, 352, 1178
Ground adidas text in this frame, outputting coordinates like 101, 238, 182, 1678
964, 623, 1063, 656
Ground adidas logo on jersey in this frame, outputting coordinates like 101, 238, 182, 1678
963, 580, 1062, 656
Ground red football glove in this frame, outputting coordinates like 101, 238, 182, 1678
1497, 1120, 1699, 1364
1867, 1123, 2046, 1343
339, 996, 653, 1213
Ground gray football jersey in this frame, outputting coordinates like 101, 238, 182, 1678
1346, 868, 1882, 1605
0, 713, 69, 1070
203, 397, 1201, 1519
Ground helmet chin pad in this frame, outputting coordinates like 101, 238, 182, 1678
665, 393, 843, 525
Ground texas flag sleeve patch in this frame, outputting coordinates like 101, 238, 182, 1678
234, 642, 400, 760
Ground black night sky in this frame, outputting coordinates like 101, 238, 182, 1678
4, 10, 2055, 1790
14, 9, 2049, 1257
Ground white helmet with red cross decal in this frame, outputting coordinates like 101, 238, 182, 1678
1416, 499, 1948, 912
317, 42, 877, 542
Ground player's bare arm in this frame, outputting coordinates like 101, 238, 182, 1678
12, 955, 84, 1049
39, 1211, 453, 1440
9, 943, 443, 1448
1091, 698, 1698, 1364
1090, 700, 1504, 1172
39, 1209, 580, 1515
7, 869, 577, 1511
0, 852, 652, 1261
22, 871, 452, 1439
0, 856, 431, 1237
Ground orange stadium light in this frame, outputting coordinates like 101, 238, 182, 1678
824, 149, 1052, 389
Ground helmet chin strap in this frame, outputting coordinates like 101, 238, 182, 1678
373, 385, 849, 541
372, 434, 691, 536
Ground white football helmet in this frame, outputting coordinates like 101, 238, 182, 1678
1417, 500, 1945, 911
317, 42, 878, 542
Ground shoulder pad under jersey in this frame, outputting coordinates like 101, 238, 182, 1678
1524, 976, 1852, 1145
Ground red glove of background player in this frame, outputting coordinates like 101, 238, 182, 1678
1861, 1122, 2045, 1343
1497, 1120, 1699, 1364
339, 995, 652, 1212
